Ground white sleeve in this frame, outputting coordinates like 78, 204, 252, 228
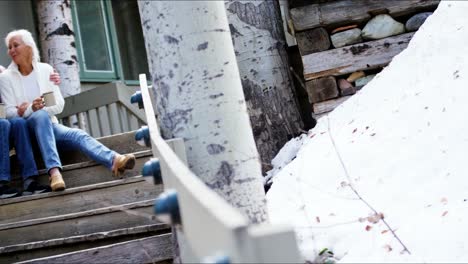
0, 76, 19, 118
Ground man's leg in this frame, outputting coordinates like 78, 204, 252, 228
0, 119, 19, 198
10, 117, 48, 195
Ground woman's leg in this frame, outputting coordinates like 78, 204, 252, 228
53, 124, 135, 176
9, 117, 48, 194
53, 124, 116, 168
0, 119, 19, 198
26, 110, 62, 171
26, 110, 64, 191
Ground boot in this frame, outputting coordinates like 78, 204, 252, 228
112, 154, 136, 178
50, 172, 66, 191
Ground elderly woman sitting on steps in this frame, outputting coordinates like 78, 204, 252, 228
0, 29, 135, 192
0, 64, 61, 198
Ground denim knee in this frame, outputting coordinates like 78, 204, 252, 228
27, 110, 50, 127
9, 117, 27, 130
0, 119, 11, 131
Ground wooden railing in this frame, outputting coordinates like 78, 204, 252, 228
137, 74, 302, 263
57, 82, 147, 138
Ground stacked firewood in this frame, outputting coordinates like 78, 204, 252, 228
289, 0, 440, 116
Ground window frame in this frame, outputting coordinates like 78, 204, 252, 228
71, 0, 124, 82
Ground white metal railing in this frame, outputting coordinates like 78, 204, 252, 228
136, 74, 302, 263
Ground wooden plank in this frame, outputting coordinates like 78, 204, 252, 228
118, 103, 130, 132
87, 109, 101, 138
129, 112, 140, 131
313, 96, 351, 114
290, 0, 440, 31
85, 111, 92, 134
305, 76, 339, 103
98, 105, 112, 137
77, 113, 88, 133
0, 203, 158, 248
0, 177, 163, 225
108, 103, 122, 134
303, 32, 414, 80
295, 27, 330, 56
21, 234, 172, 264
0, 226, 169, 263
57, 82, 120, 118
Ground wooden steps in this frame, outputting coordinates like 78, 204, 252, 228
17, 234, 172, 264
0, 177, 162, 225
0, 130, 174, 263
0, 200, 159, 247
0, 225, 170, 263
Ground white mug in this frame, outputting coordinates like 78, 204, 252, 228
42, 91, 56, 107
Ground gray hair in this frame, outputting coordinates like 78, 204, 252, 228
5, 29, 40, 62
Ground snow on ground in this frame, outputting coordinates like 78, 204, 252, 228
266, 2, 468, 262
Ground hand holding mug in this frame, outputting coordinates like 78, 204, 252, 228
32, 97, 44, 112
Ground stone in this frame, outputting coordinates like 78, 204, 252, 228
361, 14, 405, 40
331, 28, 362, 48
355, 74, 376, 88
305, 76, 339, 103
405, 12, 432, 32
331, 24, 358, 34
346, 71, 365, 82
337, 79, 356, 96
296, 27, 331, 56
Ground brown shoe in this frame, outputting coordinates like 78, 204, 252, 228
50, 172, 66, 191
112, 154, 136, 177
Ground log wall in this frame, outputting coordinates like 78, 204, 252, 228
288, 0, 440, 115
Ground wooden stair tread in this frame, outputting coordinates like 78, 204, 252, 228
1, 176, 146, 206
0, 199, 156, 231
0, 177, 163, 226
17, 234, 172, 264
0, 224, 169, 255
0, 200, 159, 248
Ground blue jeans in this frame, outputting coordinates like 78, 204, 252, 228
0, 118, 38, 182
26, 110, 116, 172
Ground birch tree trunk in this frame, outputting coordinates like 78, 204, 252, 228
138, 1, 267, 224
36, 0, 83, 128
225, 0, 304, 172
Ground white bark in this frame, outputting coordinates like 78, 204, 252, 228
36, 0, 82, 128
36, 0, 80, 98
138, 1, 267, 224
225, 0, 304, 171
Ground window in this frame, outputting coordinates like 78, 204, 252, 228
71, 0, 149, 83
